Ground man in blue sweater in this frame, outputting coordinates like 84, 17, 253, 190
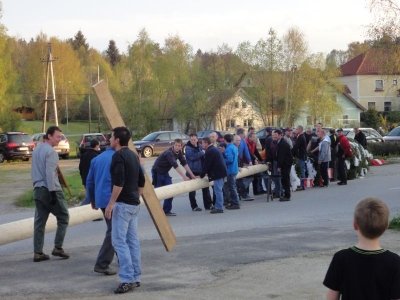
223, 134, 240, 210
85, 147, 117, 276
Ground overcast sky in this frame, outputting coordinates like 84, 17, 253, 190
1, 0, 373, 54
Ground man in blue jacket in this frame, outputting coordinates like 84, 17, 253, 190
223, 134, 240, 210
185, 134, 212, 211
85, 147, 117, 276
201, 137, 227, 214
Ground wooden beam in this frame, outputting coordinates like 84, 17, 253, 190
92, 80, 176, 252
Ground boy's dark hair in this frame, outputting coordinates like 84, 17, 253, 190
224, 133, 233, 143
90, 139, 100, 148
189, 133, 198, 137
202, 137, 211, 145
354, 197, 389, 239
112, 126, 131, 146
273, 129, 282, 135
46, 126, 62, 139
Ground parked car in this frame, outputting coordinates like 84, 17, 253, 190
31, 132, 70, 159
76, 133, 109, 158
134, 131, 190, 158
0, 132, 35, 163
197, 130, 232, 143
342, 128, 384, 144
383, 126, 400, 142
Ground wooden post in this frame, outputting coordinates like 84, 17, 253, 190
92, 80, 176, 252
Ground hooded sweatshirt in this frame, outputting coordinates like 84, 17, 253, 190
318, 135, 331, 163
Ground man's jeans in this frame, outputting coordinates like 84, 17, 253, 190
95, 208, 114, 270
297, 159, 306, 187
33, 187, 69, 253
152, 170, 173, 213
224, 174, 240, 206
112, 202, 141, 284
213, 178, 225, 210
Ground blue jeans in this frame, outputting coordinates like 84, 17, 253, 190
224, 174, 239, 206
112, 202, 141, 283
152, 170, 173, 213
213, 178, 225, 210
297, 159, 306, 187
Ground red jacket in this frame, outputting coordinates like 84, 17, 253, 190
338, 135, 352, 157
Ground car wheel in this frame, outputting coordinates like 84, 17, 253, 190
142, 147, 153, 158
62, 154, 70, 159
182, 145, 186, 155
22, 157, 30, 162
0, 152, 4, 163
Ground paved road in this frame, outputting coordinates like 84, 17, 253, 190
0, 161, 399, 299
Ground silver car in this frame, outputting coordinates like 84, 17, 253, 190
31, 133, 70, 159
383, 126, 400, 142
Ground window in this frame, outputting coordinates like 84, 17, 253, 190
157, 133, 170, 141
375, 80, 383, 91
243, 119, 253, 127
170, 132, 181, 140
226, 119, 236, 128
242, 101, 247, 108
393, 79, 398, 86
368, 102, 376, 110
384, 101, 392, 112
343, 115, 349, 125
234, 102, 239, 108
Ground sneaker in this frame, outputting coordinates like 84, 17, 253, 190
33, 252, 50, 262
225, 204, 240, 210
192, 207, 202, 212
210, 208, 224, 214
241, 196, 254, 201
52, 247, 70, 259
279, 197, 291, 202
135, 282, 141, 287
94, 266, 117, 275
165, 212, 177, 216
114, 282, 134, 294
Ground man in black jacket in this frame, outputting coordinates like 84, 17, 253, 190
292, 125, 307, 189
354, 128, 367, 149
274, 130, 293, 201
79, 139, 100, 187
201, 137, 227, 214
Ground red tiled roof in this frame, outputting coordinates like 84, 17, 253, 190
340, 48, 393, 76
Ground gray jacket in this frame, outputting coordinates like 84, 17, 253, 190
318, 135, 331, 163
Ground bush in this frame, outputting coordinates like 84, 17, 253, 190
367, 142, 400, 157
389, 215, 400, 231
346, 142, 371, 180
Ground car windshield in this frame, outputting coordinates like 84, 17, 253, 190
387, 127, 400, 136
142, 132, 159, 141
9, 134, 31, 143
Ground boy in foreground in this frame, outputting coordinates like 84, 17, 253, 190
323, 197, 400, 300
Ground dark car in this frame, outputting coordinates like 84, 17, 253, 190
342, 128, 384, 144
134, 131, 190, 158
0, 132, 35, 163
76, 133, 109, 158
197, 130, 232, 143
383, 126, 400, 142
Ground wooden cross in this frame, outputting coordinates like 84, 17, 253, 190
92, 80, 176, 252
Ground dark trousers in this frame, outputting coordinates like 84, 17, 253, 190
95, 208, 115, 269
337, 156, 347, 184
281, 166, 291, 199
320, 162, 329, 186
33, 187, 69, 253
189, 188, 212, 209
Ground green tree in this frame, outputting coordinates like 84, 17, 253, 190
362, 109, 381, 128
105, 40, 121, 67
68, 30, 89, 51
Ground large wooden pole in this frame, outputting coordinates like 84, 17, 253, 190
92, 80, 176, 252
0, 165, 267, 246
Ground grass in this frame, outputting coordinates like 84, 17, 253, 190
389, 215, 400, 231
15, 171, 86, 207
18, 120, 100, 135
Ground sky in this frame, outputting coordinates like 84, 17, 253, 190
1, 0, 373, 55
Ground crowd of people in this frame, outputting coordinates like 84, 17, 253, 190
29, 125, 400, 298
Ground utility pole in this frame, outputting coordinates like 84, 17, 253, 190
42, 43, 58, 133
